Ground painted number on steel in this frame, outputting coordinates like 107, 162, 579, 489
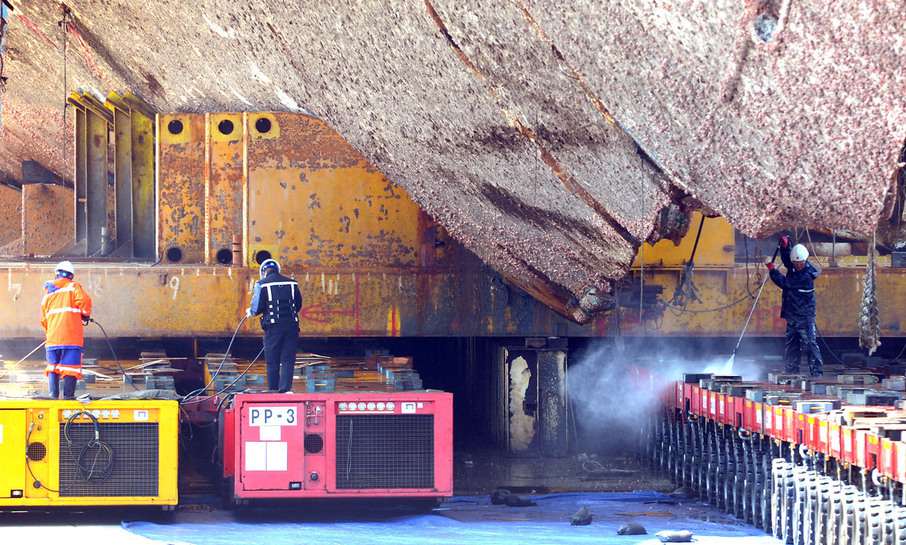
249, 406, 297, 426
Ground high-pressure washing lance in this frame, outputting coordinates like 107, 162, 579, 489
725, 245, 780, 370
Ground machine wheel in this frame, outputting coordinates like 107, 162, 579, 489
754, 479, 774, 533
736, 473, 748, 520
893, 507, 906, 545
814, 483, 829, 545
781, 471, 797, 545
752, 476, 764, 528
828, 493, 839, 545
853, 497, 866, 545
722, 469, 733, 513
840, 491, 855, 545
792, 475, 804, 545
801, 496, 812, 545
772, 473, 784, 539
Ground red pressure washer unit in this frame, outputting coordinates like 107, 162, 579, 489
220, 391, 453, 502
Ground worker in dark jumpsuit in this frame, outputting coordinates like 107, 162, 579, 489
766, 235, 823, 376
247, 259, 302, 392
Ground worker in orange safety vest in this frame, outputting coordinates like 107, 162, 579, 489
41, 261, 93, 399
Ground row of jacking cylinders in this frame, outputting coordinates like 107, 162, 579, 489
641, 411, 906, 545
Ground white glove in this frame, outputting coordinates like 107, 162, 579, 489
245, 308, 253, 318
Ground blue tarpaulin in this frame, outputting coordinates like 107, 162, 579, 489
122, 492, 781, 545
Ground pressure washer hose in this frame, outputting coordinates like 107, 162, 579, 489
89, 317, 138, 390
181, 314, 249, 403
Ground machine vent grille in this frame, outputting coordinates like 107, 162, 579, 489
58, 423, 159, 497
335, 415, 434, 489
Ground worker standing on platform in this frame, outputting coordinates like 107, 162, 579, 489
766, 235, 823, 376
41, 261, 93, 399
247, 259, 302, 392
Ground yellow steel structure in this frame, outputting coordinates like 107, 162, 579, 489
0, 108, 586, 338
1, 104, 903, 339
0, 262, 588, 338
62, 92, 158, 259
158, 114, 207, 263
618, 216, 896, 338
156, 112, 428, 271
633, 212, 736, 269
246, 113, 424, 270
0, 400, 178, 507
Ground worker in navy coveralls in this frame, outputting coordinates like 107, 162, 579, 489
766, 235, 823, 376
247, 259, 302, 392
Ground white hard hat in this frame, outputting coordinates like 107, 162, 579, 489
55, 260, 75, 275
259, 258, 280, 278
791, 244, 809, 262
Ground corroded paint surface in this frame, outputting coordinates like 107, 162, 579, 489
0, 185, 21, 247
248, 113, 423, 270
633, 212, 736, 269
609, 266, 906, 338
22, 184, 72, 256
207, 113, 243, 263
0, 263, 590, 338
0, 1, 904, 320
131, 108, 155, 258
158, 114, 206, 263
154, 111, 428, 271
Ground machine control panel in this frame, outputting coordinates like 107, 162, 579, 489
63, 409, 121, 420
336, 401, 428, 414
60, 408, 154, 422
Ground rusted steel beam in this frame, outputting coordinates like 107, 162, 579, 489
131, 107, 155, 259
1, 260, 903, 339
22, 184, 73, 256
207, 113, 243, 265
246, 112, 424, 270
74, 107, 87, 242
67, 92, 113, 125
85, 107, 109, 256
157, 114, 205, 264
0, 263, 587, 339
0, 183, 20, 247
112, 106, 133, 253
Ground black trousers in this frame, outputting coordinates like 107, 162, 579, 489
784, 320, 823, 377
264, 325, 299, 392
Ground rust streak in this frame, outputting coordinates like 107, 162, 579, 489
511, 0, 615, 126
16, 14, 57, 50
424, 0, 483, 79
426, 0, 639, 246
512, 120, 639, 246
513, 0, 675, 198
203, 113, 211, 264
